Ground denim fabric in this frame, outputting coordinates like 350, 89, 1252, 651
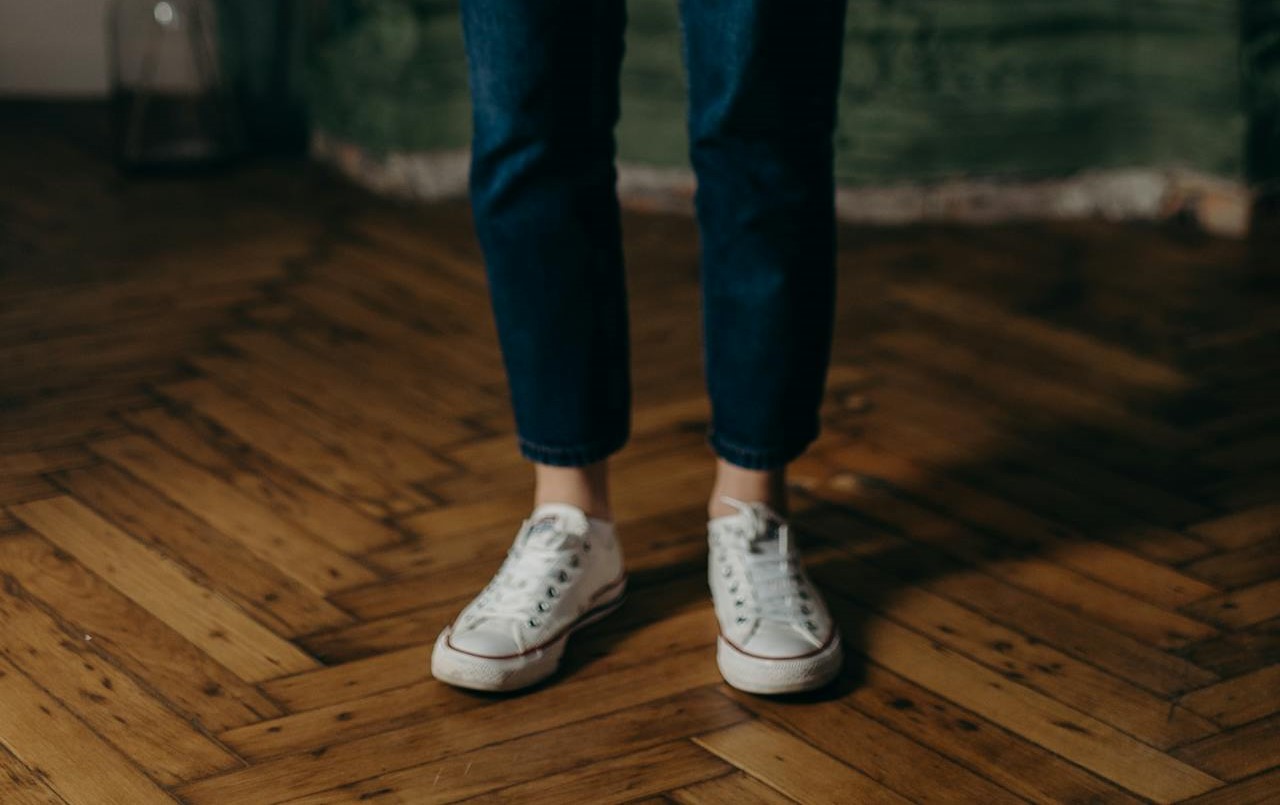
461, 1, 847, 470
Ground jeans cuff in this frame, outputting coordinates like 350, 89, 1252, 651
517, 431, 629, 467
708, 424, 819, 471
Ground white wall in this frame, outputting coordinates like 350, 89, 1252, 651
0, 0, 111, 95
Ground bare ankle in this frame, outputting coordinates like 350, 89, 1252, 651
534, 460, 613, 520
709, 458, 787, 518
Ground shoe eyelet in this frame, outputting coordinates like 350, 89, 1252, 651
569, 555, 580, 568
734, 598, 745, 607
547, 586, 558, 598
583, 540, 592, 552
536, 601, 550, 612
528, 617, 541, 627
557, 570, 569, 582
805, 620, 818, 631
721, 566, 732, 578
800, 605, 811, 615
735, 615, 748, 624
799, 591, 810, 600
728, 583, 739, 594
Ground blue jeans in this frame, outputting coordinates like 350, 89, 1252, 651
461, 0, 846, 470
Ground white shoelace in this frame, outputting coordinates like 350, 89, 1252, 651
462, 518, 584, 648
716, 497, 822, 644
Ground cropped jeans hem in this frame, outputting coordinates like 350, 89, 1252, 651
708, 423, 820, 471
518, 431, 629, 468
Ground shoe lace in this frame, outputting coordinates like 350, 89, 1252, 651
464, 519, 583, 645
717, 497, 821, 642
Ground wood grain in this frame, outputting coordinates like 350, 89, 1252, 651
0, 102, 1272, 804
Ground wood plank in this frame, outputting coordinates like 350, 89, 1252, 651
158, 377, 436, 518
1183, 579, 1280, 630
259, 645, 432, 713
0, 532, 281, 731
0, 475, 58, 507
235, 603, 717, 759
310, 240, 491, 335
1178, 664, 1280, 728
0, 447, 95, 476
693, 720, 911, 805
1183, 538, 1280, 588
0, 655, 176, 805
1190, 503, 1280, 549
221, 329, 481, 444
885, 282, 1192, 394
670, 771, 796, 805
855, 368, 1209, 526
808, 556, 1217, 749
286, 277, 503, 387
869, 328, 1193, 452
0, 744, 67, 805
844, 597, 1221, 801
730, 690, 1023, 804
175, 648, 723, 804
471, 740, 728, 805
189, 353, 456, 490
283, 690, 743, 804
1177, 618, 1280, 677
9, 496, 318, 682
89, 434, 377, 594
794, 485, 1218, 696
815, 436, 1218, 609
53, 463, 353, 637
1173, 714, 1280, 781
0, 570, 238, 785
845, 664, 1142, 804
1179, 768, 1280, 805
121, 405, 402, 555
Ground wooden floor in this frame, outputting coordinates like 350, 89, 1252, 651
1, 103, 1278, 804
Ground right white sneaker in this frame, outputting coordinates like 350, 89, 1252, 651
708, 497, 843, 694
431, 503, 627, 692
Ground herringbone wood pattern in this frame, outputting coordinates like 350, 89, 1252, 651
1, 103, 1277, 804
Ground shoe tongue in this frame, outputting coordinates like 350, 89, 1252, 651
712, 503, 783, 552
521, 503, 588, 550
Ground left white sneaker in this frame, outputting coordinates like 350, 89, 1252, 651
431, 503, 626, 692
707, 497, 843, 694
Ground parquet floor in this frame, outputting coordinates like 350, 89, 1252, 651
1, 103, 1277, 804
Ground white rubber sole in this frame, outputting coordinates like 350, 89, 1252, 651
431, 580, 627, 692
716, 632, 844, 695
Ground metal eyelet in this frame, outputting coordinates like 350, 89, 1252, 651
537, 601, 550, 612
547, 586, 558, 598
734, 598, 745, 608
799, 591, 810, 600
728, 583, 739, 594
805, 620, 818, 631
721, 566, 732, 578
528, 617, 541, 627
735, 616, 748, 624
556, 570, 569, 582
569, 555, 580, 568
800, 605, 811, 615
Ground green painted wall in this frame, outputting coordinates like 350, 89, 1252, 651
308, 1, 1275, 183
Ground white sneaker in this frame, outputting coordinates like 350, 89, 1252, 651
708, 497, 843, 694
431, 503, 626, 692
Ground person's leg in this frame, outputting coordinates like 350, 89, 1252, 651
462, 0, 630, 516
535, 460, 612, 520
680, 0, 847, 694
678, 0, 846, 515
433, 0, 629, 693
